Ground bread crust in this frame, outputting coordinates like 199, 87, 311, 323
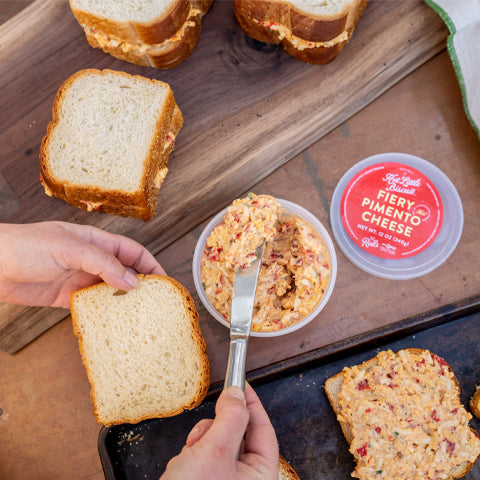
324, 348, 478, 479
470, 386, 480, 420
69, 0, 191, 45
278, 454, 300, 480
84, 0, 211, 69
39, 69, 183, 221
70, 274, 210, 426
74, 0, 212, 69
233, 0, 368, 64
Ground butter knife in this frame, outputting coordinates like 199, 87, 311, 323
224, 241, 265, 391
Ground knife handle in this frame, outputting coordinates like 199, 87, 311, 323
225, 337, 248, 391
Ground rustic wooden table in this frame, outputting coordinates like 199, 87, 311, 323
1, 1, 479, 479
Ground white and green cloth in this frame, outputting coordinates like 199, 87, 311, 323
425, 0, 480, 139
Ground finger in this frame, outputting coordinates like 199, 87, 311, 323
59, 223, 166, 276
242, 383, 278, 461
199, 387, 249, 458
0, 265, 101, 308
61, 242, 139, 291
185, 419, 214, 447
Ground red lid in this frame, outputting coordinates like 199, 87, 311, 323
340, 162, 443, 259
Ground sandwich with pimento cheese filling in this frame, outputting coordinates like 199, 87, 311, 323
40, 69, 183, 221
233, 0, 368, 64
69, 0, 212, 69
325, 348, 480, 480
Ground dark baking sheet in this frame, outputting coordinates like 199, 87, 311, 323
98, 307, 480, 480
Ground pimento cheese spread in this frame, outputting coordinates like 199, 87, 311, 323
338, 349, 480, 480
201, 193, 330, 332
253, 19, 349, 50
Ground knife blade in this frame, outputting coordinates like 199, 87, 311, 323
224, 240, 265, 391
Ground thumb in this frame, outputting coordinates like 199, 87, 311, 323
61, 235, 139, 290
200, 387, 249, 458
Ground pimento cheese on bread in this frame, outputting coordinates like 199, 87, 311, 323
201, 193, 330, 332
337, 349, 480, 480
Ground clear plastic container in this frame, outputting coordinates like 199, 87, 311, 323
330, 153, 464, 279
192, 198, 337, 337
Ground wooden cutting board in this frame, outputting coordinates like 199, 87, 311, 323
0, 0, 447, 353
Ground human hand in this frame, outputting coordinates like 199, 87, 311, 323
161, 383, 279, 480
0, 221, 165, 308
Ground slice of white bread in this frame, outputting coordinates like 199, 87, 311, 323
325, 348, 480, 480
70, 0, 212, 68
470, 385, 480, 420
69, 0, 192, 45
278, 454, 300, 479
40, 69, 183, 221
233, 0, 368, 64
70, 274, 210, 426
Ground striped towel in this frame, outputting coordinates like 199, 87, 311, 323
425, 0, 480, 139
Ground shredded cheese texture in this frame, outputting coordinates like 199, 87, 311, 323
253, 18, 349, 50
86, 7, 203, 53
338, 349, 480, 480
201, 193, 330, 332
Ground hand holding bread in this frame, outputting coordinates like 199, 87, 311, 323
0, 221, 164, 308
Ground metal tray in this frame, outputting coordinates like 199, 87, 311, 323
98, 304, 480, 480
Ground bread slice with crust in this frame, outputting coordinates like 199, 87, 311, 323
70, 0, 212, 68
325, 348, 480, 480
233, 0, 368, 64
470, 385, 480, 420
83, 0, 212, 69
70, 274, 210, 426
69, 0, 192, 45
40, 69, 183, 221
278, 454, 300, 479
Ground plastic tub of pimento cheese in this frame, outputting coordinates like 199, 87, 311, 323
192, 198, 337, 337
330, 152, 463, 280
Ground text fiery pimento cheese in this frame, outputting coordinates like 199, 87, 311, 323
338, 349, 480, 480
200, 193, 330, 332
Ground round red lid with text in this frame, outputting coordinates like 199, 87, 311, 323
341, 162, 443, 259
330, 153, 463, 279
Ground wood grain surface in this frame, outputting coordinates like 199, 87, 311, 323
2, 51, 480, 480
2, 1, 480, 477
0, 0, 448, 352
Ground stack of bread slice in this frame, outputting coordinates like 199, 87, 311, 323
40, 68, 182, 221
234, 0, 368, 64
69, 0, 213, 69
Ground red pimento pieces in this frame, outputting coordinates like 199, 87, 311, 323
434, 355, 448, 367
444, 439, 455, 456
356, 443, 368, 457
356, 379, 370, 391
206, 248, 223, 261
435, 355, 448, 375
